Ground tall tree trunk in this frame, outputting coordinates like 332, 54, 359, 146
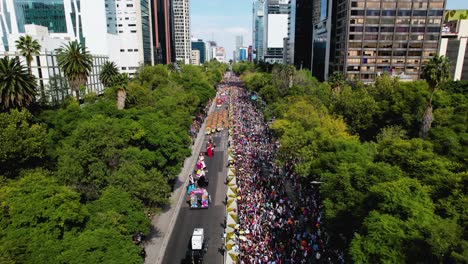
75, 90, 80, 101
420, 105, 433, 138
117, 88, 126, 110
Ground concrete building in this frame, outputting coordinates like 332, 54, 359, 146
284, 0, 295, 65
190, 49, 200, 65
0, 0, 154, 77
264, 0, 289, 63
173, 0, 190, 64
1, 25, 108, 101
252, 0, 266, 61
318, 0, 446, 82
191, 39, 206, 63
439, 18, 468, 80
152, 0, 175, 64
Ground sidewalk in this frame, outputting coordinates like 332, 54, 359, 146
144, 102, 214, 264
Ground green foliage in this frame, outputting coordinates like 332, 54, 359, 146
0, 170, 87, 263
99, 61, 120, 87
242, 72, 272, 92
232, 62, 254, 75
0, 57, 37, 110
0, 109, 47, 177
56, 40, 93, 99
15, 35, 41, 73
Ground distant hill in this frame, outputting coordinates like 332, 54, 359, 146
445, 9, 468, 21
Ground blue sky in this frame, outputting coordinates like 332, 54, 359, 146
191, 0, 468, 60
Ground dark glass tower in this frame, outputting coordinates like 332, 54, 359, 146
14, 0, 67, 33
152, 0, 175, 64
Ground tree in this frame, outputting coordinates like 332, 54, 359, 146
112, 73, 129, 110
0, 170, 87, 263
0, 57, 37, 110
56, 41, 93, 100
0, 109, 47, 178
15, 35, 41, 75
99, 61, 119, 87
420, 55, 451, 137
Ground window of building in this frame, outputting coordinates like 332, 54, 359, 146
427, 27, 440, 33
120, 49, 125, 52
350, 26, 363, 32
382, 10, 396, 16
411, 27, 425, 33
127, 4, 133, 7
408, 51, 422, 56
351, 10, 365, 16
413, 10, 427, 16
395, 27, 409, 32
393, 50, 406, 56
131, 30, 137, 33
381, 18, 395, 24
398, 10, 412, 16
121, 67, 127, 70
128, 24, 136, 26
366, 10, 380, 16
366, 18, 379, 24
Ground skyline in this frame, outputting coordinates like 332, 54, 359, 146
191, 0, 468, 61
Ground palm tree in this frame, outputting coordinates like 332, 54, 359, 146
420, 55, 451, 138
0, 57, 37, 110
112, 73, 129, 110
99, 61, 119, 87
15, 35, 41, 74
56, 41, 93, 100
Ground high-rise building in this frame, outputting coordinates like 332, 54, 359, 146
310, 0, 332, 80
320, 0, 446, 82
292, 0, 314, 70
235, 35, 243, 61
191, 39, 206, 64
264, 0, 289, 63
152, 0, 175, 64
252, 0, 266, 61
173, 0, 190, 64
439, 12, 468, 80
284, 0, 296, 65
248, 45, 253, 62
106, 0, 153, 75
239, 47, 248, 61
0, 0, 155, 77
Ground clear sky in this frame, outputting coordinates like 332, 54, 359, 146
191, 0, 468, 61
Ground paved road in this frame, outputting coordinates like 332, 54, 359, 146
162, 132, 228, 264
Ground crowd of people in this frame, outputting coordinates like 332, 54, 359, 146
228, 78, 344, 264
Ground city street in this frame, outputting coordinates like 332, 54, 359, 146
162, 132, 229, 264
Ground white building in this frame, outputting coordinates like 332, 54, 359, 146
173, 0, 191, 64
264, 0, 289, 63
439, 19, 468, 81
215, 47, 226, 63
0, 0, 151, 77
190, 49, 200, 65
205, 40, 217, 62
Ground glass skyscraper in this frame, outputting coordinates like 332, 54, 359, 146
14, 0, 67, 33
253, 0, 266, 61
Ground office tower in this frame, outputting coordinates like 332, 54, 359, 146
323, 0, 445, 83
291, 0, 314, 70
106, 0, 153, 75
310, 0, 332, 80
239, 47, 248, 61
173, 0, 191, 64
235, 35, 243, 61
264, 0, 289, 63
191, 39, 206, 64
248, 45, 253, 62
284, 0, 296, 65
252, 0, 266, 61
152, 0, 175, 64
439, 12, 468, 80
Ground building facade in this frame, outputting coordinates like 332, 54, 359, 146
439, 17, 468, 80
293, 0, 314, 70
152, 0, 175, 64
264, 0, 289, 63
190, 49, 200, 65
284, 0, 296, 65
1, 0, 156, 77
172, 0, 190, 64
252, 0, 266, 61
205, 40, 217, 62
215, 46, 226, 63
191, 39, 206, 64
326, 0, 446, 82
239, 47, 247, 61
